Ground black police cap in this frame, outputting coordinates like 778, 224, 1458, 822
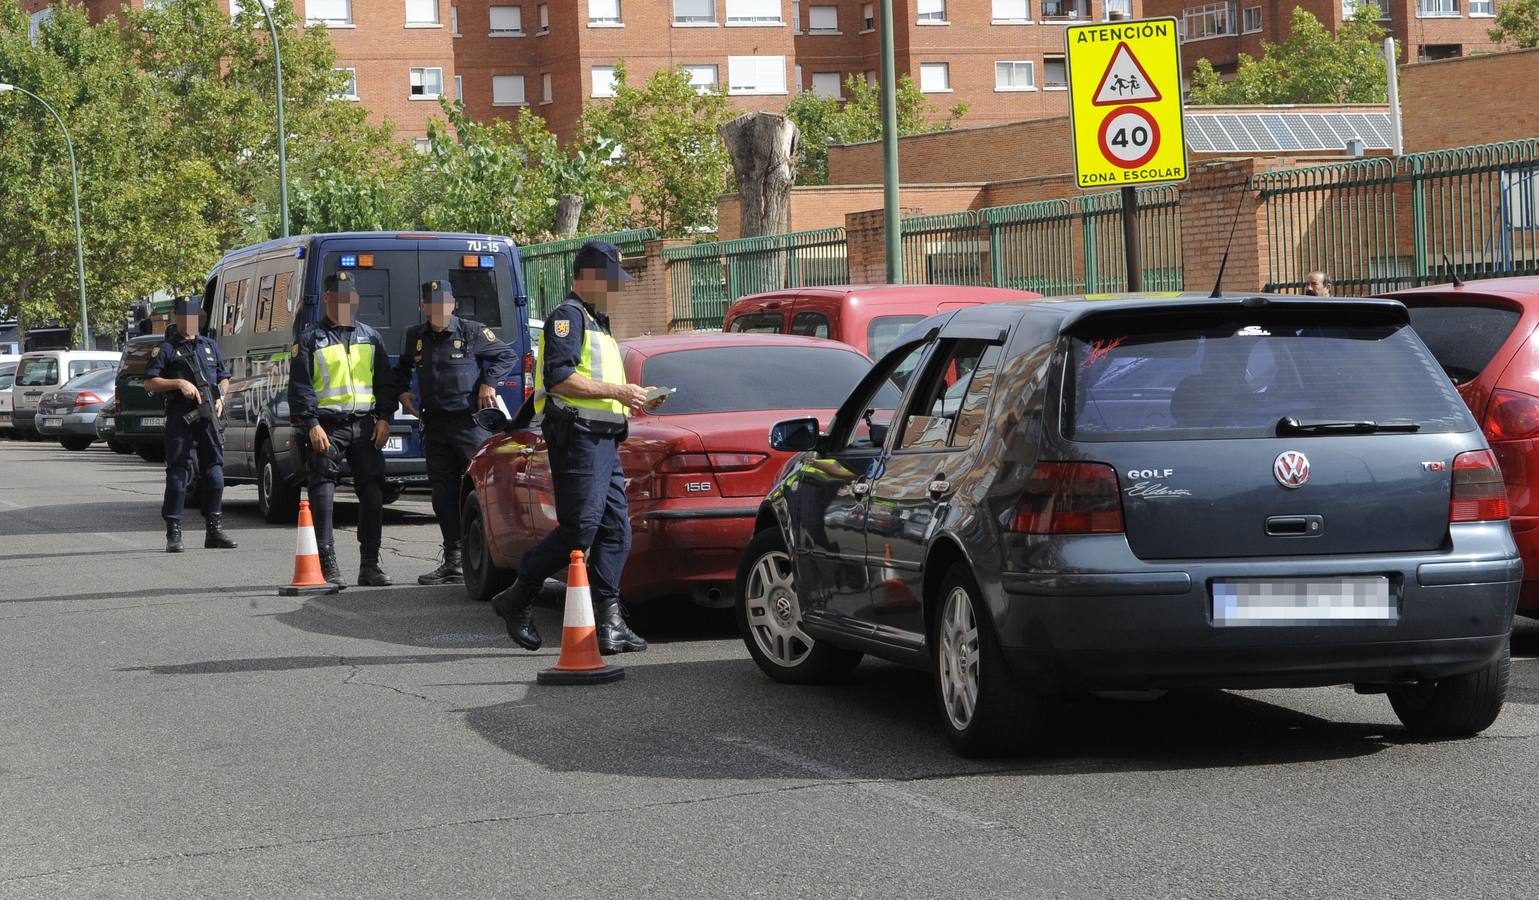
572, 241, 633, 283
172, 295, 202, 317
324, 271, 359, 297
421, 280, 454, 304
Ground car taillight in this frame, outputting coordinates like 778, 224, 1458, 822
522, 352, 535, 401
1009, 461, 1124, 534
1450, 450, 1508, 523
1483, 389, 1539, 442
74, 392, 104, 409
658, 453, 712, 474
657, 453, 767, 473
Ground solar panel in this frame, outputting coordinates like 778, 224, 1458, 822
1197, 116, 1236, 152
1183, 111, 1395, 153
1241, 115, 1276, 150
1305, 114, 1346, 148
1215, 114, 1259, 151
1184, 117, 1215, 152
1260, 114, 1303, 151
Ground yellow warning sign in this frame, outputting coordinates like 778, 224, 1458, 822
1065, 18, 1187, 189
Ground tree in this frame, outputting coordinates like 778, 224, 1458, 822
785, 74, 968, 185
1490, 0, 1539, 49
1189, 7, 1389, 105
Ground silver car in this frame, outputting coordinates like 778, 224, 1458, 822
36, 367, 118, 451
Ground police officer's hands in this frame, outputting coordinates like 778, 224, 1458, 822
398, 392, 419, 417
372, 418, 391, 450
177, 379, 200, 402
308, 424, 331, 454
215, 397, 224, 417
476, 384, 497, 410
614, 383, 650, 411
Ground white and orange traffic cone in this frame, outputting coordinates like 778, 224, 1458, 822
278, 500, 342, 597
537, 550, 625, 685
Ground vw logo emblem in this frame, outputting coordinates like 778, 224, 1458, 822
1274, 450, 1310, 488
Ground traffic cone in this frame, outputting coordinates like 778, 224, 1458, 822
278, 500, 342, 597
537, 550, 624, 685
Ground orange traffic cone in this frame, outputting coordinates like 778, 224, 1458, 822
537, 550, 625, 685
874, 543, 911, 611
278, 500, 342, 597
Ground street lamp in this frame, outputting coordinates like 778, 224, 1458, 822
0, 82, 91, 350
249, 0, 290, 237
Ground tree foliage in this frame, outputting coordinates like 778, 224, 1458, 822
1189, 7, 1389, 105
1490, 0, 1539, 49
785, 74, 968, 185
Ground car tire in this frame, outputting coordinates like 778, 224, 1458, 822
108, 439, 133, 454
932, 562, 1043, 757
461, 490, 514, 603
60, 437, 93, 451
1388, 638, 1510, 738
136, 444, 166, 463
258, 440, 301, 525
736, 528, 862, 685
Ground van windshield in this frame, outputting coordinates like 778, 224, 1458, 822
17, 358, 58, 386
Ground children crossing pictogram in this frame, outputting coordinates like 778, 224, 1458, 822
1092, 42, 1162, 106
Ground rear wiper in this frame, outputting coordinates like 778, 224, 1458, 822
1276, 417, 1421, 435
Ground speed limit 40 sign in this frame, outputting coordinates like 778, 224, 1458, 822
1065, 18, 1187, 189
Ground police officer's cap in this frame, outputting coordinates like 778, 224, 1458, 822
572, 241, 633, 283
172, 295, 202, 317
421, 280, 454, 304
324, 271, 359, 298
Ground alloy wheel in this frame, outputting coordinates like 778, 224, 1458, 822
938, 586, 980, 731
744, 550, 813, 668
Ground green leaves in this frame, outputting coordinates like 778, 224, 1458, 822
785, 74, 968, 185
1490, 0, 1539, 49
1189, 8, 1390, 106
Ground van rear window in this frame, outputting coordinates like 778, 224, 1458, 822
1065, 308, 1472, 442
1406, 302, 1523, 384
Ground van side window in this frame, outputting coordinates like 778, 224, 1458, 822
221, 278, 250, 336
729, 312, 785, 334
270, 271, 294, 333
255, 274, 276, 333
790, 312, 830, 338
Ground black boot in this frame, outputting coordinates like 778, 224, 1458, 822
318, 543, 345, 587
491, 580, 542, 650
204, 514, 238, 549
165, 520, 183, 554
596, 596, 647, 655
358, 548, 392, 587
418, 545, 464, 585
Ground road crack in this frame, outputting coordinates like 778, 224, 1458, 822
340, 660, 446, 705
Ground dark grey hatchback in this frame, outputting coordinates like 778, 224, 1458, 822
739, 294, 1521, 756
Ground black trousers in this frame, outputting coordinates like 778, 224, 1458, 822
162, 412, 223, 521
423, 412, 491, 549
515, 424, 630, 602
306, 416, 385, 552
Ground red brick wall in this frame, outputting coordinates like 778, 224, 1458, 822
1401, 48, 1539, 152
327, 0, 458, 141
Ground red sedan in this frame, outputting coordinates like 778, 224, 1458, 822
461, 333, 877, 607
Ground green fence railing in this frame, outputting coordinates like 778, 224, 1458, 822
520, 228, 657, 317
663, 227, 849, 330
901, 211, 984, 286
1079, 186, 1184, 293
983, 200, 1077, 295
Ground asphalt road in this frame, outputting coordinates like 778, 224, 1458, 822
1, 439, 1536, 899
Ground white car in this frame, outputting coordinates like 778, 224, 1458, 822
11, 350, 120, 439
0, 355, 18, 437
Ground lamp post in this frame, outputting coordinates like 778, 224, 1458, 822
0, 83, 91, 349
877, 0, 903, 283
251, 0, 290, 237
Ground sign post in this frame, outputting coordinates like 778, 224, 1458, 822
1065, 18, 1187, 293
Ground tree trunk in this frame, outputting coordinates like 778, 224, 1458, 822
554, 194, 583, 237
719, 112, 799, 239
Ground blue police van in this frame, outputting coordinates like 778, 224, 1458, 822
201, 232, 533, 524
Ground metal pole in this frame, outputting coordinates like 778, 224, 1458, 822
1384, 37, 1403, 157
1120, 185, 1142, 292
1, 84, 90, 348
256, 1, 290, 237
878, 0, 902, 283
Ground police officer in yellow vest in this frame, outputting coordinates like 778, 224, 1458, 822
492, 242, 664, 654
288, 271, 399, 588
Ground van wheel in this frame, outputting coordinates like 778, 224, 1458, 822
932, 562, 1043, 757
1389, 638, 1510, 737
60, 437, 93, 451
736, 528, 862, 684
258, 441, 301, 524
461, 490, 514, 603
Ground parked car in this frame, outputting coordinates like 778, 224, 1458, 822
742, 293, 1519, 756
10, 350, 120, 440
462, 333, 881, 607
113, 334, 169, 462
1383, 276, 1539, 616
0, 357, 18, 437
36, 366, 118, 451
95, 395, 133, 453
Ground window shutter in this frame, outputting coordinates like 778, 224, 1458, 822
490, 5, 522, 30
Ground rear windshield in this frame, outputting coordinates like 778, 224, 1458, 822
1405, 302, 1524, 384
64, 367, 117, 391
641, 345, 873, 416
323, 249, 508, 336
868, 315, 923, 360
17, 358, 58, 386
1065, 309, 1472, 442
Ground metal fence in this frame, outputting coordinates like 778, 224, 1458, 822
519, 228, 657, 317
663, 227, 849, 330
1255, 139, 1539, 295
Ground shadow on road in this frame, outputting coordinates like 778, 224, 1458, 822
118, 651, 521, 675
0, 584, 271, 605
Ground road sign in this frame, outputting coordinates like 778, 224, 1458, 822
1066, 18, 1187, 189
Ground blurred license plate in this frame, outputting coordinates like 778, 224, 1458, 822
42, 417, 63, 428
1213, 577, 1394, 626
384, 436, 404, 453
142, 417, 165, 428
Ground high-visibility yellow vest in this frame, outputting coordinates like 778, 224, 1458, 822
310, 334, 377, 415
533, 304, 628, 426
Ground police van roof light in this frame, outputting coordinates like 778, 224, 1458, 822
479, 255, 496, 268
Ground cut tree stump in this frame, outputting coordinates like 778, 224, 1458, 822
719, 112, 799, 240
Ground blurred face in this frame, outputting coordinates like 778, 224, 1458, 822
173, 313, 199, 338
423, 296, 455, 329
326, 291, 358, 326
573, 269, 621, 313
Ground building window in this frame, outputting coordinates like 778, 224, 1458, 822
1417, 0, 1458, 15
811, 71, 843, 97
1470, 0, 1491, 12
1104, 0, 1131, 19
1043, 55, 1067, 88
992, 0, 1029, 21
919, 62, 950, 92
454, 74, 463, 99
306, 0, 352, 25
809, 4, 838, 31
538, 2, 548, 31
589, 0, 621, 25
863, 2, 874, 29
794, 63, 803, 91
681, 64, 719, 91
490, 5, 523, 33
410, 66, 444, 98
1345, 0, 1389, 16
541, 72, 553, 102
1420, 43, 1463, 58
334, 67, 358, 99
413, 137, 431, 153
1042, 0, 1090, 18
726, 0, 782, 24
792, 0, 802, 30
674, 0, 715, 23
592, 65, 618, 96
405, 0, 439, 25
1242, 5, 1260, 30
493, 74, 526, 105
994, 60, 1034, 90
728, 55, 788, 94
1183, 2, 1236, 39
917, 0, 946, 23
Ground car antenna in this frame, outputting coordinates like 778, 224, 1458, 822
1443, 254, 1464, 288
1209, 186, 1249, 299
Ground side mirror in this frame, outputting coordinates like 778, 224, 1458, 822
474, 407, 509, 432
769, 416, 820, 453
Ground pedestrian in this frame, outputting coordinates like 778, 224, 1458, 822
491, 241, 663, 654
287, 271, 397, 588
1303, 271, 1332, 297
395, 280, 517, 585
143, 295, 237, 554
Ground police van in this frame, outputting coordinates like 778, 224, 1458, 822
202, 232, 532, 524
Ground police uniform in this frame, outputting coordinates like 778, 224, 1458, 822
491, 242, 647, 655
145, 300, 237, 553
395, 281, 516, 584
287, 273, 398, 587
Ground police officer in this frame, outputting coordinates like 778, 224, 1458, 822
288, 271, 398, 588
491, 242, 663, 654
144, 296, 237, 553
395, 280, 517, 585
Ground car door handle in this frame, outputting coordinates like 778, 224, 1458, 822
928, 479, 951, 495
851, 481, 870, 495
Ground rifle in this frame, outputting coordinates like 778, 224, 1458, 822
175, 341, 224, 451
